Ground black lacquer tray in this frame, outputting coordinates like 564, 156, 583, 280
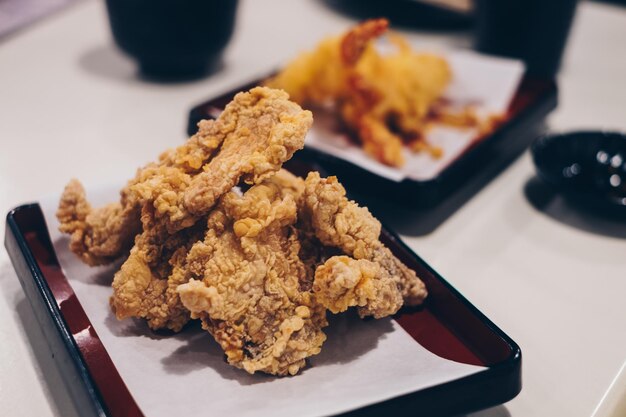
6, 161, 521, 416
189, 76, 556, 214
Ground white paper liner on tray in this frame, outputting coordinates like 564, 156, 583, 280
39, 188, 484, 417
304, 50, 524, 182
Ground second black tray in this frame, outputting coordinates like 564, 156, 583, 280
188, 76, 557, 216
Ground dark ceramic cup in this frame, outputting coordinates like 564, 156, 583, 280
474, 0, 578, 78
104, 0, 238, 80
531, 131, 626, 211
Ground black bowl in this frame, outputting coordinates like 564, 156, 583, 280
531, 131, 626, 210
105, 0, 238, 80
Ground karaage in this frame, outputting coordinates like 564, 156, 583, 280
59, 87, 428, 376
178, 174, 328, 375
58, 87, 312, 265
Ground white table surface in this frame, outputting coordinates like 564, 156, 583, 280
1, 1, 625, 416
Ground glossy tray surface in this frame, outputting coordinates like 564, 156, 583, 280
6, 188, 521, 416
189, 75, 556, 210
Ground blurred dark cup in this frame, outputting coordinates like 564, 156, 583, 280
474, 0, 578, 78
104, 0, 238, 80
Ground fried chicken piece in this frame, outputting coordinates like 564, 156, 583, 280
60, 83, 427, 378
109, 169, 307, 333
177, 177, 327, 376
183, 88, 313, 215
110, 170, 302, 331
314, 256, 402, 319
57, 179, 141, 266
266, 19, 451, 167
303, 172, 427, 306
55, 116, 230, 265
57, 87, 312, 265
110, 204, 206, 332
131, 87, 311, 232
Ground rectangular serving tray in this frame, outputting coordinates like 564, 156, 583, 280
188, 75, 557, 212
5, 162, 521, 416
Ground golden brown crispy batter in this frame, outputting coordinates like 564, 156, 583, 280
303, 172, 427, 306
60, 87, 428, 377
266, 19, 451, 167
105, 86, 313, 331
314, 256, 402, 319
55, 119, 224, 266
302, 172, 381, 259
368, 245, 428, 306
183, 88, 313, 215
57, 87, 312, 265
340, 18, 389, 66
354, 114, 405, 170
109, 204, 205, 332
57, 180, 141, 266
131, 87, 312, 233
177, 177, 327, 376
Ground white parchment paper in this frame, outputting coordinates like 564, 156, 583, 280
41, 186, 484, 417
305, 50, 524, 182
